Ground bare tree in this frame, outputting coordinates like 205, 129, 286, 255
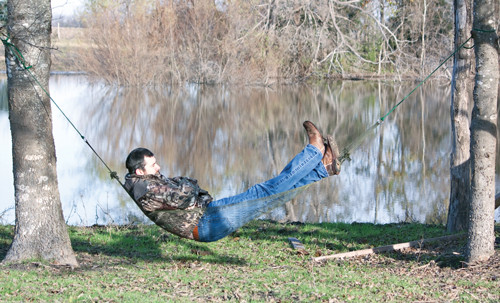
466, 0, 498, 263
420, 0, 428, 76
447, 0, 473, 233
2, 0, 78, 266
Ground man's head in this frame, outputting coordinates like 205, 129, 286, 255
125, 148, 161, 176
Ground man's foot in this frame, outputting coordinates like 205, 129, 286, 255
303, 121, 325, 154
322, 135, 341, 176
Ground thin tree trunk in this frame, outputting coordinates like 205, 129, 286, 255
447, 0, 473, 233
374, 81, 384, 224
379, 0, 384, 24
466, 0, 499, 263
420, 88, 426, 194
3, 0, 78, 266
420, 0, 427, 76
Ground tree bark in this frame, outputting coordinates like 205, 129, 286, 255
2, 0, 78, 266
466, 0, 499, 263
447, 0, 473, 233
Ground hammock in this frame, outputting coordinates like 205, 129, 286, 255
130, 180, 310, 241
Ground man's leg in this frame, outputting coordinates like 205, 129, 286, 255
208, 144, 326, 208
195, 121, 340, 242
196, 144, 328, 242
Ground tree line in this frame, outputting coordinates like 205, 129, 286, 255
77, 0, 454, 85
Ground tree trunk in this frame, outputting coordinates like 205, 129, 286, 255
420, 88, 426, 198
420, 0, 427, 77
447, 0, 473, 233
379, 0, 384, 24
466, 0, 499, 263
2, 0, 78, 266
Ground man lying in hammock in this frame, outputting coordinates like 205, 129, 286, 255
124, 121, 341, 242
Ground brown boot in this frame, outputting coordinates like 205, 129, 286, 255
303, 121, 325, 155
322, 135, 341, 176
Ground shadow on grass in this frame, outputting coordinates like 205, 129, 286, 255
69, 225, 247, 266
0, 225, 14, 261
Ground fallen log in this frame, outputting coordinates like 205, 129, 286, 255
313, 233, 466, 262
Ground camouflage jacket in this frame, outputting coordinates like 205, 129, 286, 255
124, 173, 212, 240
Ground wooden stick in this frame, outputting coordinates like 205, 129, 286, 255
313, 233, 465, 262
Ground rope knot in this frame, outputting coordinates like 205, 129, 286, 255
1, 34, 32, 70
109, 171, 119, 181
338, 148, 351, 164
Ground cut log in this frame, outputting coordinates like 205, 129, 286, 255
313, 233, 465, 262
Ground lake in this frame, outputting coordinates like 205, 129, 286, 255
1, 74, 499, 225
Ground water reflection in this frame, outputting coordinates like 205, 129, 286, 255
0, 75, 499, 225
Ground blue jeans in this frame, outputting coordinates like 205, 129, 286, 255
196, 144, 329, 242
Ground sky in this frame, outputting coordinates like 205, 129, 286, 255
52, 0, 83, 17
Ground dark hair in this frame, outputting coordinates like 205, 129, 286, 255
125, 148, 154, 174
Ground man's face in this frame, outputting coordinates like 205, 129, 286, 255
136, 156, 161, 176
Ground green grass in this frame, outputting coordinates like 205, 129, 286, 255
1, 222, 499, 302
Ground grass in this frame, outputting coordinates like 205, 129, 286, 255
1, 221, 499, 302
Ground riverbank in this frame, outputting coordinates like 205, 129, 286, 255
1, 221, 499, 302
0, 27, 441, 82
